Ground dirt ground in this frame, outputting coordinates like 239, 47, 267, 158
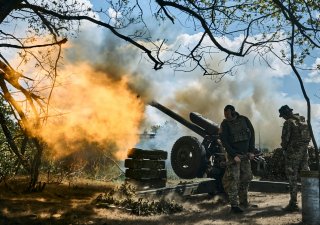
0, 179, 305, 225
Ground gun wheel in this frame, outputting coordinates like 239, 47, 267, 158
171, 136, 206, 179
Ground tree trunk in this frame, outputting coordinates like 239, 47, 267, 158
289, 24, 319, 171
0, 111, 30, 171
27, 138, 44, 191
0, 111, 45, 191
0, 0, 24, 24
290, 65, 319, 171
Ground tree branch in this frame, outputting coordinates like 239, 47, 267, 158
0, 110, 30, 172
0, 38, 67, 49
19, 2, 164, 70
156, 0, 246, 57
0, 0, 24, 23
289, 17, 319, 170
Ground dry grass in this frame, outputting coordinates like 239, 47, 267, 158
0, 178, 305, 225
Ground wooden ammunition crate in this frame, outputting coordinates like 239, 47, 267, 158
125, 148, 167, 189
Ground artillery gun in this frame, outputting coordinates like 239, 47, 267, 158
129, 101, 297, 197
149, 101, 225, 180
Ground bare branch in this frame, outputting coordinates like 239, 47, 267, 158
156, 0, 246, 57
18, 2, 164, 70
0, 38, 67, 49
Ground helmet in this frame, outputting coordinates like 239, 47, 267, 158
279, 105, 293, 117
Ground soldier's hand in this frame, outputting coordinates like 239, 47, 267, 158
282, 149, 287, 157
249, 153, 255, 160
234, 155, 241, 163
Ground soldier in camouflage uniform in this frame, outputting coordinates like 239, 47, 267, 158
220, 105, 256, 214
279, 105, 311, 212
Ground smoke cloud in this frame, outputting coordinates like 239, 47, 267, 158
168, 70, 284, 150
36, 63, 144, 160
30, 31, 319, 162
140, 73, 284, 154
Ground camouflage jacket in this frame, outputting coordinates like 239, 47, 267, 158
220, 114, 255, 158
281, 113, 310, 151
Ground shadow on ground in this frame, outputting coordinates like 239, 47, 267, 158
0, 181, 305, 225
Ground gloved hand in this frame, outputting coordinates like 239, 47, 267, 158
234, 155, 241, 163
282, 149, 287, 157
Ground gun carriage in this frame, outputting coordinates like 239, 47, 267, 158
149, 101, 227, 180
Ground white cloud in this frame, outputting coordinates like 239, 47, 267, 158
305, 58, 320, 83
166, 32, 292, 79
108, 8, 122, 19
108, 8, 122, 26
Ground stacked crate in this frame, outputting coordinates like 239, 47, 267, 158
125, 148, 167, 189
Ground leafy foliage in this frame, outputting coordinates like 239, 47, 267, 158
0, 97, 26, 180
261, 148, 287, 181
94, 183, 183, 216
41, 144, 125, 184
260, 146, 318, 181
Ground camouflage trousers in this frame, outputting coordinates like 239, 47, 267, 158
222, 155, 253, 207
285, 145, 309, 204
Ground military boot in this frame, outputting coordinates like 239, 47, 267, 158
230, 205, 244, 214
239, 201, 258, 209
283, 202, 299, 212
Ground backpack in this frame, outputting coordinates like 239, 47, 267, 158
297, 118, 311, 143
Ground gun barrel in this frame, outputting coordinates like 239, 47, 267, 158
189, 112, 219, 135
149, 101, 207, 137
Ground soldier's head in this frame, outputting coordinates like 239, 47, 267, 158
279, 105, 293, 119
224, 105, 237, 120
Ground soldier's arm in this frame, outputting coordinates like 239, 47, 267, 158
245, 117, 255, 153
219, 121, 237, 158
281, 120, 291, 150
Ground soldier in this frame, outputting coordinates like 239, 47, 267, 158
220, 105, 255, 213
278, 105, 311, 212
205, 139, 227, 195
